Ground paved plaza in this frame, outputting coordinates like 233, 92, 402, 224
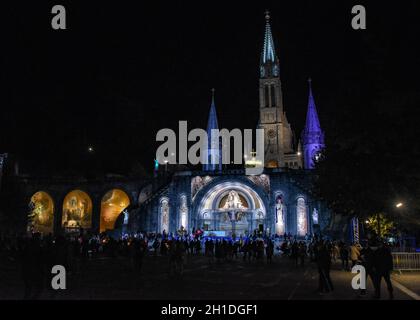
1, 252, 418, 300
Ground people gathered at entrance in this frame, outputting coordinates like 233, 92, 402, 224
0, 229, 397, 299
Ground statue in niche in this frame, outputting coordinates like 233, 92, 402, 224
123, 210, 129, 225
180, 196, 188, 229
64, 197, 81, 227
312, 208, 319, 225
275, 195, 285, 224
161, 201, 169, 229
223, 191, 245, 210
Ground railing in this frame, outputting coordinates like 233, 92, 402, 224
391, 247, 419, 253
392, 252, 420, 271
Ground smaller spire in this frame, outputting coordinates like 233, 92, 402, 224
307, 78, 313, 102
302, 78, 325, 169
304, 78, 321, 134
265, 9, 270, 21
204, 89, 222, 172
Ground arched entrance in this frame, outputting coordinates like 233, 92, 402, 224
28, 191, 54, 235
195, 181, 266, 237
100, 189, 130, 232
62, 190, 92, 231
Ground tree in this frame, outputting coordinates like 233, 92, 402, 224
313, 90, 420, 230
365, 213, 395, 238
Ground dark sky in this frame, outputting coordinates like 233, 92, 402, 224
1, 1, 420, 176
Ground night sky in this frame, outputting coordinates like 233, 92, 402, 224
1, 1, 419, 176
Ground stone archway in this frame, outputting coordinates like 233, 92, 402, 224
62, 190, 93, 231
100, 189, 130, 233
194, 181, 266, 237
28, 191, 54, 235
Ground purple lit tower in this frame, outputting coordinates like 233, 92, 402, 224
203, 89, 222, 172
302, 79, 325, 169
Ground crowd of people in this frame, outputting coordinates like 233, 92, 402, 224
0, 230, 395, 299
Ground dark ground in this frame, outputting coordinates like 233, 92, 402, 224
0, 253, 418, 300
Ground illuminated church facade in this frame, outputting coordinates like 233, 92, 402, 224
0, 13, 334, 239
132, 12, 329, 238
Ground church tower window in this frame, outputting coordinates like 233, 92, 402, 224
270, 84, 276, 107
265, 85, 270, 108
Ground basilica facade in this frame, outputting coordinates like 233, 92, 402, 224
0, 13, 334, 239
131, 13, 329, 238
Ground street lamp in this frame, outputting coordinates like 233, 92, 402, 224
396, 202, 403, 208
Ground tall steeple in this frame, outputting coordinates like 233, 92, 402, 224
302, 79, 325, 169
259, 11, 280, 80
261, 10, 276, 64
203, 89, 222, 172
258, 11, 294, 168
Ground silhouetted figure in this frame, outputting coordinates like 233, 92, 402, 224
291, 242, 299, 267
266, 240, 274, 264
350, 243, 361, 268
315, 241, 334, 294
339, 242, 349, 271
152, 238, 160, 257
133, 238, 147, 273
373, 243, 394, 299
298, 242, 306, 267
21, 233, 45, 299
205, 239, 215, 265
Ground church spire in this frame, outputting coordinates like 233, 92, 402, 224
203, 89, 222, 172
261, 10, 276, 64
259, 11, 280, 80
302, 79, 325, 169
304, 78, 322, 134
206, 88, 218, 134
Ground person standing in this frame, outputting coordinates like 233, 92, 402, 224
134, 238, 147, 273
21, 233, 45, 299
359, 241, 377, 297
332, 242, 340, 262
373, 242, 394, 299
350, 243, 361, 268
315, 241, 334, 294
298, 242, 306, 267
339, 242, 349, 271
266, 239, 274, 264
291, 242, 299, 267
152, 238, 160, 258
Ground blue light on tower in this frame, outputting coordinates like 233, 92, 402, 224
302, 78, 325, 169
